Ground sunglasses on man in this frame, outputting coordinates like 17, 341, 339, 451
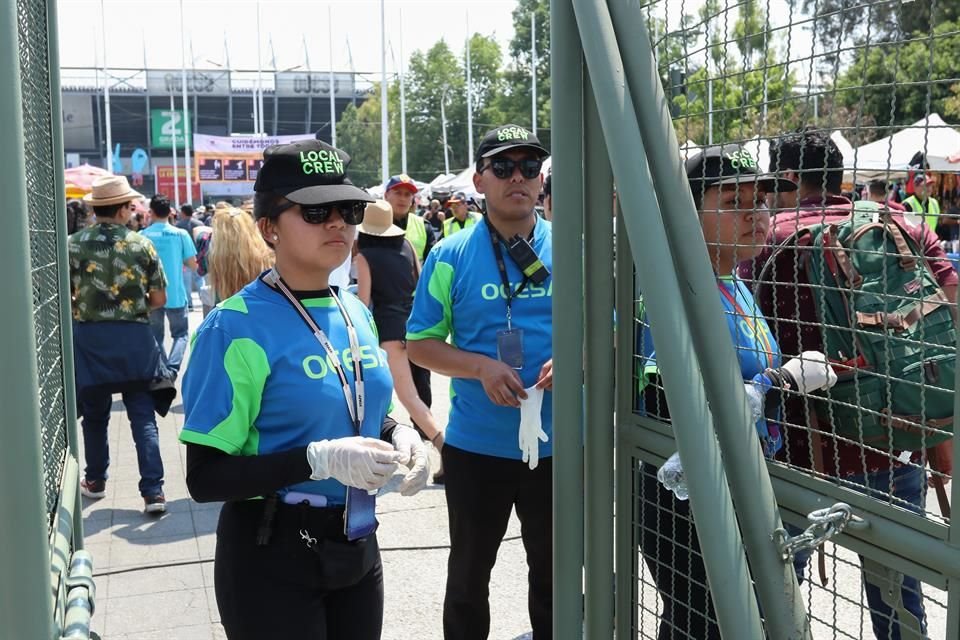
480, 157, 544, 180
270, 200, 366, 225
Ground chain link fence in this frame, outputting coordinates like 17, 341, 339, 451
620, 0, 960, 637
16, 0, 71, 532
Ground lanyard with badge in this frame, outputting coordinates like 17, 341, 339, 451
263, 269, 377, 541
486, 219, 550, 369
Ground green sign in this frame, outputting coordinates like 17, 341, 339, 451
151, 109, 190, 149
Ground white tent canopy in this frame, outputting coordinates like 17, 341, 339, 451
847, 114, 960, 177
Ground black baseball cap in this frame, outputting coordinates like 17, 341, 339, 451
475, 124, 550, 163
686, 144, 797, 195
254, 139, 374, 206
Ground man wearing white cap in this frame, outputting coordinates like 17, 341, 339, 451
69, 176, 171, 514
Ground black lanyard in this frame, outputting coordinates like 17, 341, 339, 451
486, 219, 532, 329
262, 269, 364, 433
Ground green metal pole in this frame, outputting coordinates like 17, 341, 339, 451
550, 1, 585, 638
569, 0, 764, 636
0, 0, 57, 636
45, 0, 85, 549
582, 76, 615, 639
606, 4, 813, 637
613, 215, 638, 640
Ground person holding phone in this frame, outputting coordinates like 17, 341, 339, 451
180, 139, 430, 640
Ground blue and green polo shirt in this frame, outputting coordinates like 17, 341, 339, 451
179, 275, 394, 505
407, 218, 554, 460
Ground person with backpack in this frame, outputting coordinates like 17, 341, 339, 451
636, 144, 837, 640
742, 128, 957, 640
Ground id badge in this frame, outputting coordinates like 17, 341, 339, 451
496, 328, 525, 369
344, 487, 378, 541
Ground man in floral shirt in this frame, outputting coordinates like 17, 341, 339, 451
69, 176, 170, 514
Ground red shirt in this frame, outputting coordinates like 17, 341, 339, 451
738, 194, 957, 477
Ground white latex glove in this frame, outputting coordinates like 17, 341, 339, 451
518, 385, 548, 470
390, 425, 431, 496
306, 437, 402, 492
782, 350, 838, 394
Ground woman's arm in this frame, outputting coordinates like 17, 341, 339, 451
355, 253, 372, 307
185, 443, 311, 503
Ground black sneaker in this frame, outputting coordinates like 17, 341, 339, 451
144, 494, 166, 514
80, 479, 106, 499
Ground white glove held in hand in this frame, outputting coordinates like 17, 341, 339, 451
390, 425, 431, 496
782, 350, 838, 394
306, 437, 402, 492
518, 386, 548, 470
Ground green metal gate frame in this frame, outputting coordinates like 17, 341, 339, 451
0, 1, 89, 638
550, 0, 960, 638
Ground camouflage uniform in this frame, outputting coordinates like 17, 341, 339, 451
68, 223, 167, 322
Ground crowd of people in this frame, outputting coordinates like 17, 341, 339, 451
66, 121, 955, 640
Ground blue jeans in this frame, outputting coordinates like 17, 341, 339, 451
150, 306, 189, 372
80, 389, 164, 497
183, 266, 201, 309
792, 465, 927, 639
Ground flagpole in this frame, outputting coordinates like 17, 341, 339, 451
399, 8, 407, 174
99, 0, 113, 171
224, 32, 233, 136
466, 10, 473, 160
179, 0, 193, 204
441, 90, 449, 175
531, 11, 537, 136
328, 5, 337, 146
255, 0, 264, 135
170, 94, 181, 210
379, 0, 389, 182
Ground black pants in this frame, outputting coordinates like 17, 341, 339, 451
638, 462, 721, 640
442, 445, 553, 640
214, 500, 383, 640
410, 360, 433, 436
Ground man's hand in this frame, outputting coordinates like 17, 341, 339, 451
478, 357, 527, 408
535, 359, 553, 390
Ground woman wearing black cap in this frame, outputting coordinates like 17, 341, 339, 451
179, 139, 430, 640
636, 145, 835, 639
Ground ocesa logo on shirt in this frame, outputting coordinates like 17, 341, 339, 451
301, 345, 387, 380
479, 281, 552, 301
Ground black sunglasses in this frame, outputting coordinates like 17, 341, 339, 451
481, 157, 543, 180
271, 200, 366, 225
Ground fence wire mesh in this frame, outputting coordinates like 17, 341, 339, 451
17, 0, 69, 533
623, 0, 959, 637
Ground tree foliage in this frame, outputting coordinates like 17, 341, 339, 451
337, 0, 549, 187
835, 20, 960, 141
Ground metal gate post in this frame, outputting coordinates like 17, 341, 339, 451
0, 0, 57, 636
583, 76, 616, 639
550, 0, 586, 637
606, 3, 812, 636
45, 0, 84, 546
569, 0, 765, 636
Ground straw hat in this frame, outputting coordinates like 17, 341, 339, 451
82, 175, 143, 206
359, 199, 405, 237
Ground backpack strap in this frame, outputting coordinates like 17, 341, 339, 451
855, 290, 949, 331
822, 224, 863, 288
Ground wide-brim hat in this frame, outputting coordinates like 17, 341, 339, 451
254, 138, 374, 207
83, 175, 144, 206
359, 199, 405, 237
